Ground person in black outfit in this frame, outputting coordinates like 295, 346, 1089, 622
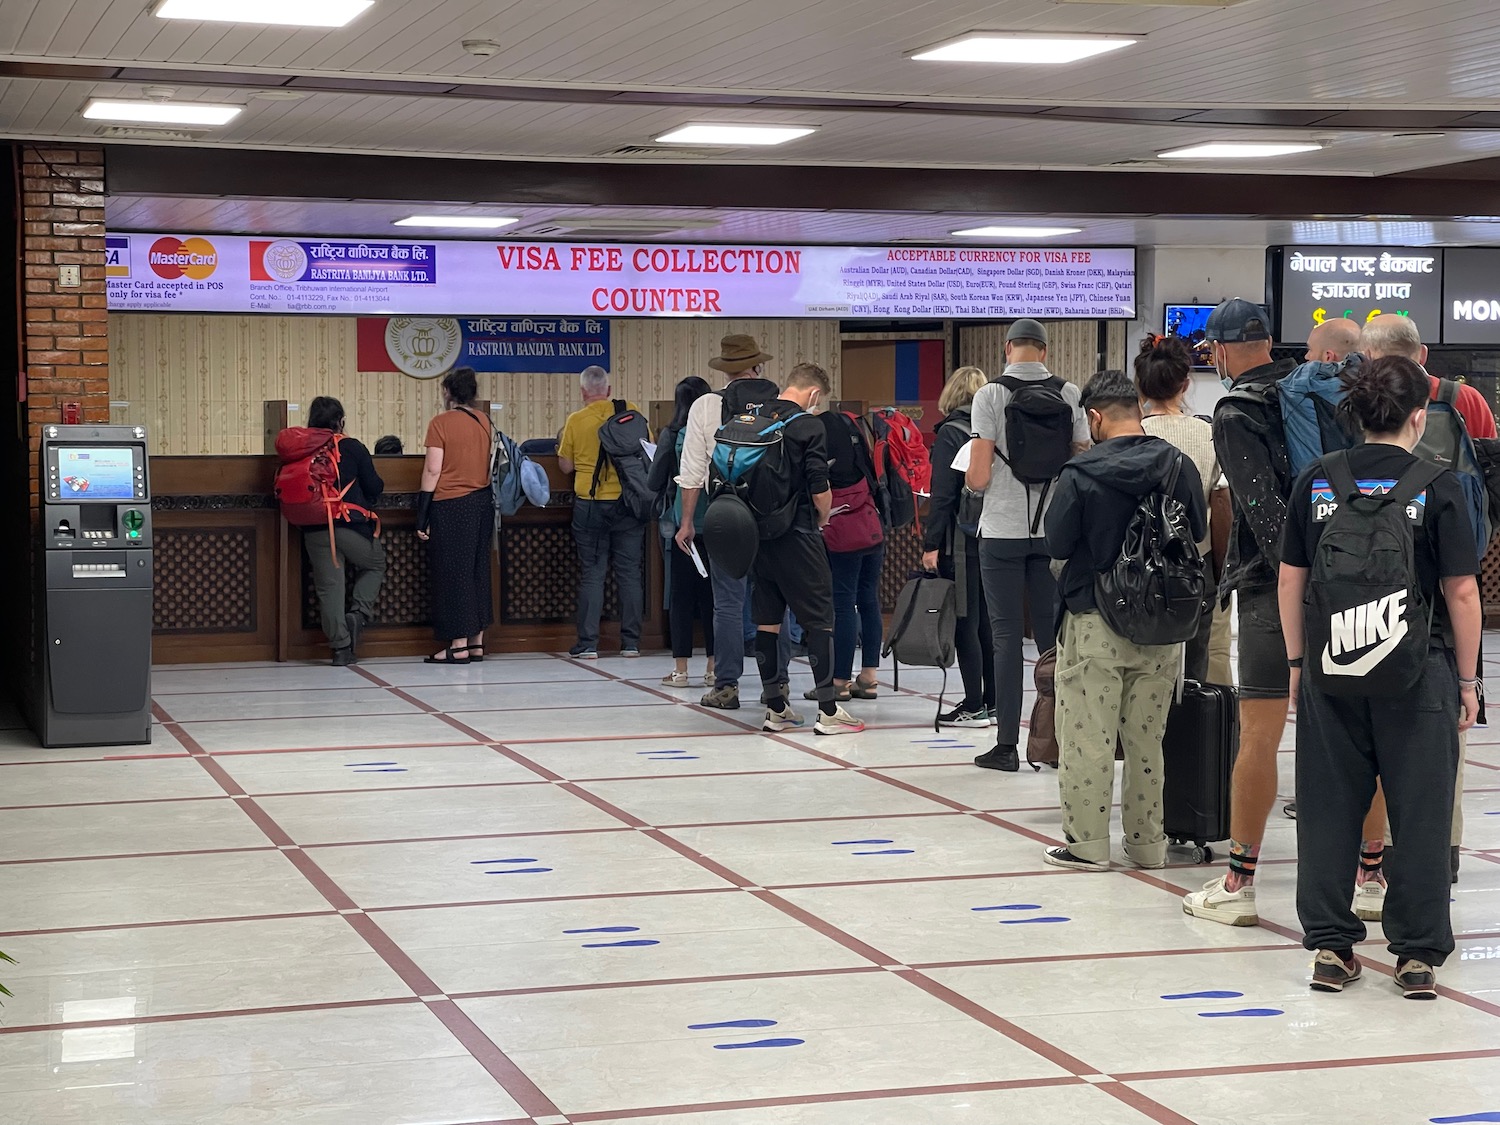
302, 396, 386, 666
1280, 355, 1481, 999
923, 366, 994, 726
649, 376, 716, 688
752, 364, 865, 737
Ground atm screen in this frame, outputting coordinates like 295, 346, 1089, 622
56, 447, 137, 500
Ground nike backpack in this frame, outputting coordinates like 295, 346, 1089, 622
591, 399, 656, 523
1305, 450, 1441, 698
1094, 453, 1207, 647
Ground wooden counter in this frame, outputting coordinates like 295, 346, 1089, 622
148, 454, 670, 663
148, 454, 926, 664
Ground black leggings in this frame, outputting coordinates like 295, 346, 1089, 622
944, 545, 995, 711
668, 540, 715, 659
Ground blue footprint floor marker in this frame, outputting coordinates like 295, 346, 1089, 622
473, 858, 538, 865
1431, 1115, 1500, 1123
832, 839, 893, 845
472, 857, 552, 874
998, 916, 1071, 924
564, 926, 641, 934
972, 904, 1043, 912
639, 749, 700, 760
713, 1038, 805, 1049
1161, 991, 1245, 1001
582, 939, 661, 948
345, 762, 408, 772
689, 1019, 779, 1030
1198, 1008, 1284, 1018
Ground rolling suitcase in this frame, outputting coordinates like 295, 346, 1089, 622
1162, 680, 1238, 863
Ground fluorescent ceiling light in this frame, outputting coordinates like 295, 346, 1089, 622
655, 124, 817, 146
913, 33, 1137, 64
1158, 142, 1323, 159
82, 99, 242, 126
154, 0, 374, 27
393, 215, 520, 229
952, 225, 1083, 237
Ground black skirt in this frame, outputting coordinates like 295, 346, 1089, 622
428, 487, 495, 641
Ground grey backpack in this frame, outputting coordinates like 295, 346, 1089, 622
883, 573, 957, 730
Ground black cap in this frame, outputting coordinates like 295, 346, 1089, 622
1204, 298, 1273, 343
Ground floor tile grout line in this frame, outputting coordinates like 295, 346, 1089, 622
152, 703, 565, 1120
0, 995, 421, 1037
0, 908, 341, 940
1110, 1045, 1500, 1084
562, 1076, 1087, 1123
1098, 1081, 1203, 1125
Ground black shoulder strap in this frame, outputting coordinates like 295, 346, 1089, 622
1324, 450, 1361, 504
1436, 378, 1459, 407
1388, 458, 1445, 508
1163, 452, 1183, 497
612, 398, 626, 416
997, 375, 1025, 393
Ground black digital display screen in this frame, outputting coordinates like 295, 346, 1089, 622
1274, 246, 1443, 343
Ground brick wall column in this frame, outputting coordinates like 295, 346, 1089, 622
21, 144, 108, 465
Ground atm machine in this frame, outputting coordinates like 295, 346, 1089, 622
37, 424, 153, 747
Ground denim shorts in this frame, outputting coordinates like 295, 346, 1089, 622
1237, 584, 1289, 700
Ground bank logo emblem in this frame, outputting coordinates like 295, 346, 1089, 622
262, 239, 309, 282
385, 317, 462, 378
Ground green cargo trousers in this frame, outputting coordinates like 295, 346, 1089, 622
1055, 610, 1178, 867
304, 526, 386, 652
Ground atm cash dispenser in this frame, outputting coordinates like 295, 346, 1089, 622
38, 424, 153, 747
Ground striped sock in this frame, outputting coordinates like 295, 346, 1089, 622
1358, 840, 1385, 886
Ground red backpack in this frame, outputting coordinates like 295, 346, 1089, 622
862, 408, 931, 532
273, 428, 380, 565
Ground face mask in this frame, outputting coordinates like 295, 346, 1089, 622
1214, 345, 1233, 389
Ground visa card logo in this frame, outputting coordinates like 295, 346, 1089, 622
105, 235, 130, 278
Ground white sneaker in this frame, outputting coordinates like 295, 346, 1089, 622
814, 705, 865, 736
661, 671, 690, 687
703, 668, 715, 687
1354, 878, 1386, 922
1182, 875, 1259, 927
762, 704, 806, 733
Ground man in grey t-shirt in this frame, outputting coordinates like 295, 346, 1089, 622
965, 320, 1090, 771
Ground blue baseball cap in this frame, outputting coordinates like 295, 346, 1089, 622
1204, 298, 1273, 343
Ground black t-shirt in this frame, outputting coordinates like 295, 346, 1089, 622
768, 399, 830, 531
1281, 444, 1479, 641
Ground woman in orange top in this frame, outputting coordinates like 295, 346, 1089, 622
416, 367, 494, 664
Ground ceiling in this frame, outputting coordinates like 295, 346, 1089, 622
5, 0, 1500, 176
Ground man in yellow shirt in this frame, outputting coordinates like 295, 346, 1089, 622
558, 365, 646, 658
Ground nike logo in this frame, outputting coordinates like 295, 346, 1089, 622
1320, 591, 1409, 677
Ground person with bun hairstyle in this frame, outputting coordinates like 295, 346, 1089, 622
1279, 355, 1482, 999
416, 366, 495, 665
1135, 334, 1229, 684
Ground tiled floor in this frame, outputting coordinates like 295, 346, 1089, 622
3, 643, 1500, 1125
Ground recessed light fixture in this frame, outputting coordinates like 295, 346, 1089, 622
82, 99, 242, 126
393, 215, 521, 229
951, 225, 1083, 238
912, 32, 1137, 64
655, 124, 817, 146
154, 0, 374, 28
1157, 142, 1323, 159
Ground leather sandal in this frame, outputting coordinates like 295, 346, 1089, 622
849, 679, 879, 699
424, 646, 471, 665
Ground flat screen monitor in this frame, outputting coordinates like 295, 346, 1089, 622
1269, 245, 1443, 343
1163, 304, 1216, 368
51, 446, 142, 501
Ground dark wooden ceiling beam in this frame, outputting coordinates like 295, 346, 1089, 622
105, 144, 1500, 219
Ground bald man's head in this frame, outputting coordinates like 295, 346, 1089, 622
1305, 318, 1362, 364
1361, 313, 1427, 364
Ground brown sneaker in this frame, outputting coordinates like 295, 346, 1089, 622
1309, 950, 1362, 993
1395, 959, 1437, 1000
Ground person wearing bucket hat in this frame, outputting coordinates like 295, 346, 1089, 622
673, 334, 792, 709
1182, 297, 1298, 928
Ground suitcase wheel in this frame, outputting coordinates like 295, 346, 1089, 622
1168, 840, 1214, 864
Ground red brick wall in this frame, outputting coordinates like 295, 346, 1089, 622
21, 144, 108, 461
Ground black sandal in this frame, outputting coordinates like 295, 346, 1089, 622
468, 648, 485, 663
849, 679, 879, 699
424, 646, 471, 665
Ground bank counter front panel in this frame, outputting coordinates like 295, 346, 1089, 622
39, 425, 153, 747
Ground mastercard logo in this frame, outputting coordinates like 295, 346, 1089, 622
148, 236, 218, 280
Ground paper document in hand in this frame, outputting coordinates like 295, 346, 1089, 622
641, 439, 658, 460
687, 540, 708, 578
950, 439, 975, 473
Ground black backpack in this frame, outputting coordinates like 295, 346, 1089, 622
591, 399, 655, 522
883, 572, 958, 730
997, 375, 1075, 533
1305, 451, 1441, 698
1095, 453, 1208, 647
720, 377, 782, 423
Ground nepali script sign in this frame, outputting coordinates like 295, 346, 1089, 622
1275, 245, 1443, 341
105, 233, 1137, 320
